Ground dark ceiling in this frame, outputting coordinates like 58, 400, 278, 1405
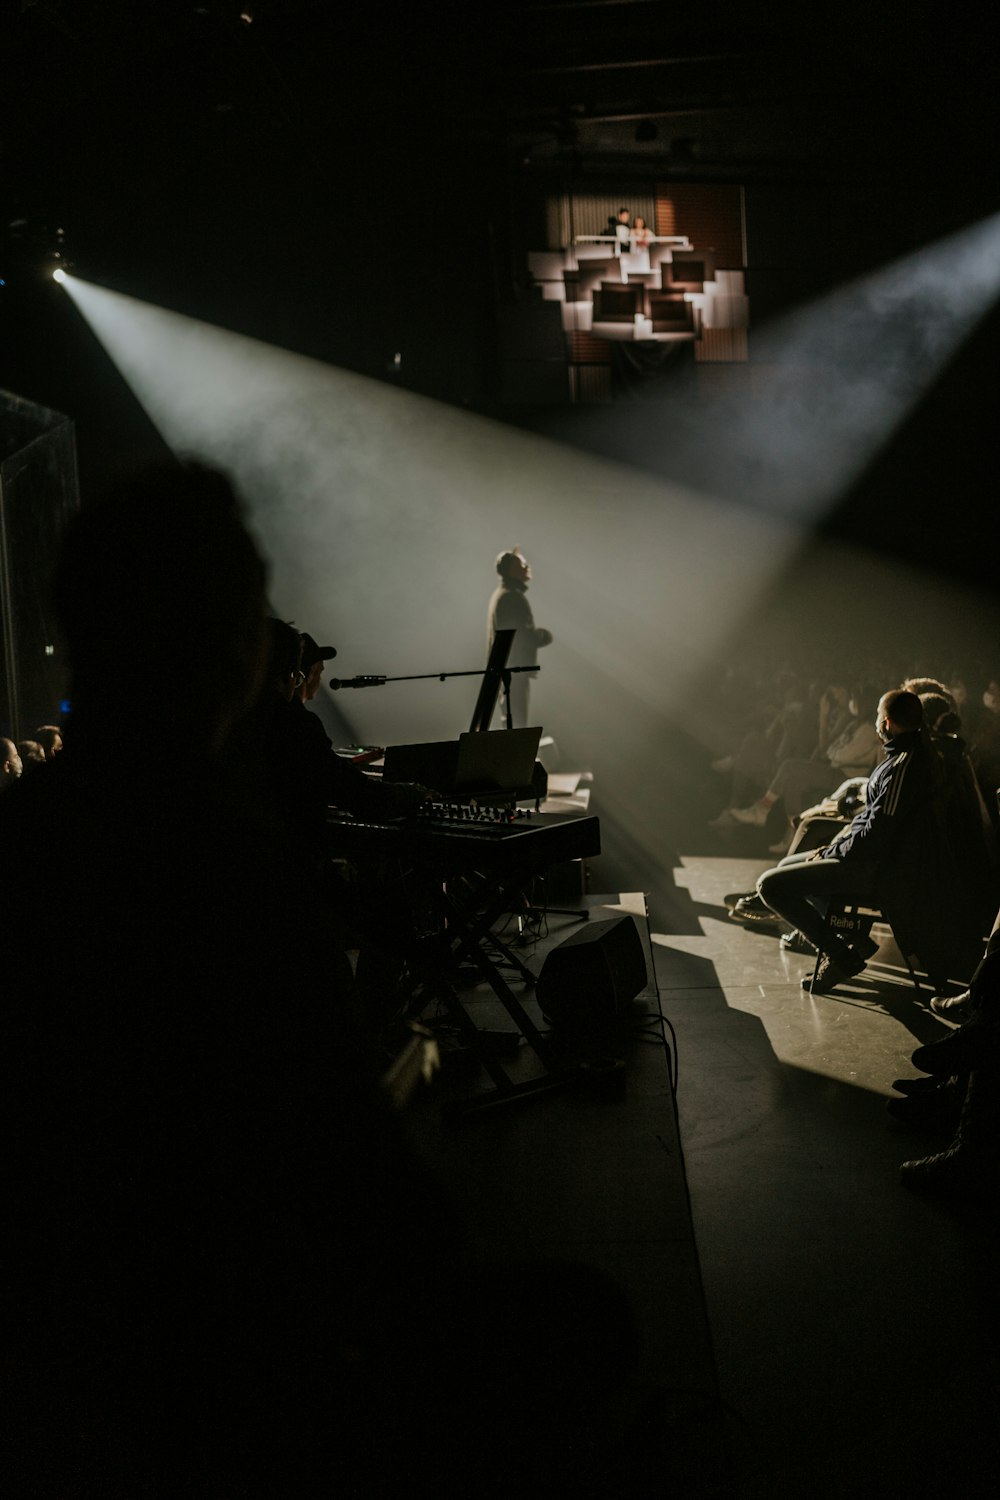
3, 1, 995, 203
1, 0, 997, 574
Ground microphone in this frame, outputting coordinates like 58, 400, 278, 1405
328, 675, 387, 690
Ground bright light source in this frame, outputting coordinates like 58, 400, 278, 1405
52, 267, 67, 284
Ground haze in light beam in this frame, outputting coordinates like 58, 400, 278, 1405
60, 218, 1000, 884
60, 273, 805, 750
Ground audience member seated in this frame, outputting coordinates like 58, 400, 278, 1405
709, 671, 812, 816
919, 691, 998, 920
723, 684, 881, 853
16, 738, 46, 771
1, 736, 23, 790
793, 685, 993, 889
969, 672, 1000, 832
34, 723, 64, 759
895, 903, 1000, 1193
756, 689, 983, 996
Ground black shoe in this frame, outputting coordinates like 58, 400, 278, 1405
885, 1079, 963, 1131
781, 928, 817, 957
891, 1075, 949, 1096
729, 893, 781, 927
723, 889, 755, 911
929, 989, 974, 1022
911, 1016, 992, 1077
800, 951, 864, 995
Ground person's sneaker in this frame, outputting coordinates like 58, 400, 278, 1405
781, 928, 817, 957
710, 755, 734, 773
730, 801, 770, 827
801, 951, 864, 995
768, 828, 794, 856
929, 989, 974, 1022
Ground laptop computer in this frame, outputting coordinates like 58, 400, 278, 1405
382, 727, 542, 800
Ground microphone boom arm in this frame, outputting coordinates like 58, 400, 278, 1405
329, 666, 539, 690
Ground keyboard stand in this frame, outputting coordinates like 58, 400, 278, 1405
409, 869, 583, 1122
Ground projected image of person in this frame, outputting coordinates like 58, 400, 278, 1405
486, 547, 553, 728
631, 215, 651, 251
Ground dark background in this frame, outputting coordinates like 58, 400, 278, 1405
2, 0, 997, 586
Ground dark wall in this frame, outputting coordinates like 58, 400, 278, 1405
2, 12, 997, 584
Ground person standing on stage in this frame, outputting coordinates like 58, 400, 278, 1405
486, 548, 552, 729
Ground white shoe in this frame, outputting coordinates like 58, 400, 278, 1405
768, 829, 794, 855
730, 802, 769, 827
710, 755, 734, 773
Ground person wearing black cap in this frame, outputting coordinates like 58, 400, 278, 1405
486, 547, 552, 728
261, 623, 427, 865
297, 631, 338, 704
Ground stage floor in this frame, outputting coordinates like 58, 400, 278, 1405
405, 890, 730, 1494
405, 859, 999, 1496
653, 855, 999, 1498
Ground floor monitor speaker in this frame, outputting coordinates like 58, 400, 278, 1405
536, 915, 647, 1026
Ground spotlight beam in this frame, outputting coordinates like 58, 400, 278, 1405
56, 240, 1000, 888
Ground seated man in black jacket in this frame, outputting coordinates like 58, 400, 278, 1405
758, 689, 937, 994
258, 618, 429, 876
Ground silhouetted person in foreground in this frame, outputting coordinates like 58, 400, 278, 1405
3, 463, 671, 1497
34, 722, 64, 758
0, 464, 456, 1495
1, 736, 23, 788
15, 738, 45, 771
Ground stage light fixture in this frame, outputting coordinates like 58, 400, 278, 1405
52, 267, 67, 284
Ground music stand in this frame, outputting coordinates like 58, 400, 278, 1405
468, 628, 515, 733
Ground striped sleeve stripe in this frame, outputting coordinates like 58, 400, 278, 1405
884, 751, 910, 816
